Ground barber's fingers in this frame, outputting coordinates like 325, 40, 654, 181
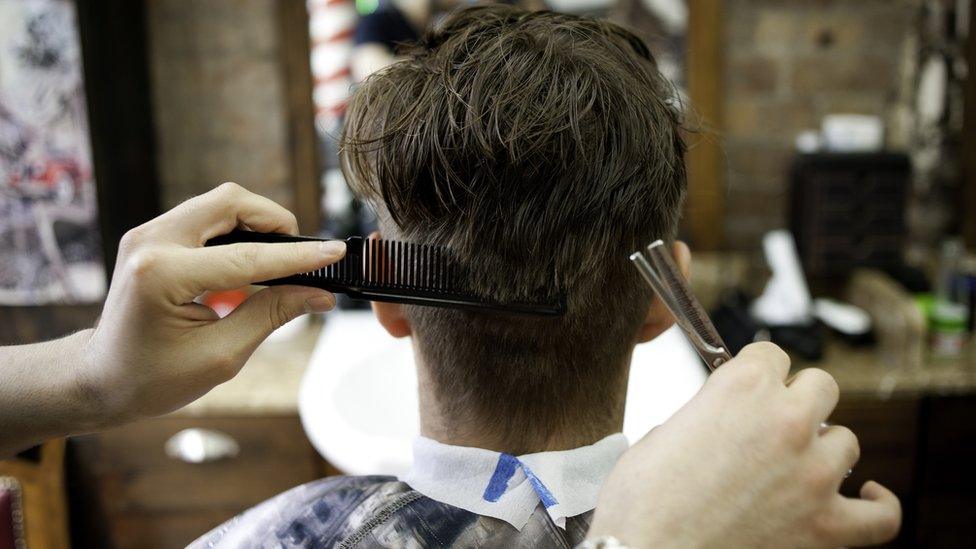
787, 368, 840, 425
177, 240, 346, 299
728, 341, 792, 382
208, 285, 335, 374
150, 183, 300, 246
818, 424, 860, 482
825, 482, 901, 547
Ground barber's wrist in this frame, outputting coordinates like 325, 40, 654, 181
69, 328, 130, 432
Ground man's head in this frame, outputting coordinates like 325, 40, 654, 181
341, 5, 687, 452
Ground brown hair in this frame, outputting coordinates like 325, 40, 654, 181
342, 4, 686, 452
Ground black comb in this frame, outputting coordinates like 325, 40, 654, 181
205, 229, 565, 316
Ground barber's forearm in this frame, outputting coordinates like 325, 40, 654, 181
0, 329, 107, 457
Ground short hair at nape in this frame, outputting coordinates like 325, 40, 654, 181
341, 4, 686, 451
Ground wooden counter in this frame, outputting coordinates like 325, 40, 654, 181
171, 319, 322, 417
809, 341, 976, 398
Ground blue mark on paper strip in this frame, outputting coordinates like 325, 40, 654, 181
520, 462, 558, 508
482, 454, 559, 508
483, 453, 520, 502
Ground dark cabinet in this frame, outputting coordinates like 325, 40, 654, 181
68, 415, 325, 549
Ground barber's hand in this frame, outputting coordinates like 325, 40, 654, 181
79, 183, 344, 425
588, 342, 901, 548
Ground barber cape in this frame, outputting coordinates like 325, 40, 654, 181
190, 434, 628, 548
402, 434, 629, 530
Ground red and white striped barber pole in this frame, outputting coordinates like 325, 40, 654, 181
308, 0, 355, 134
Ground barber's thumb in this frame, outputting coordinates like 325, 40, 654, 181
219, 285, 334, 350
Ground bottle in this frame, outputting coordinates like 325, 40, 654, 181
931, 238, 970, 357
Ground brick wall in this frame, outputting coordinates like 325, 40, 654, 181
143, 0, 922, 250
723, 0, 918, 249
147, 0, 293, 210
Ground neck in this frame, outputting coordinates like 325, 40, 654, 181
414, 349, 631, 455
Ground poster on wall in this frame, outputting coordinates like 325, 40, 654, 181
0, 0, 106, 305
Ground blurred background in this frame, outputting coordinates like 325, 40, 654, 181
0, 0, 974, 547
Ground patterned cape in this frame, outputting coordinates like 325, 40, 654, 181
190, 475, 592, 548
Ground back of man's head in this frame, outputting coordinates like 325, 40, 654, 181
342, 5, 686, 452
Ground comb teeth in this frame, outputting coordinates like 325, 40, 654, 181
644, 243, 723, 349
656, 258, 709, 334
308, 237, 461, 292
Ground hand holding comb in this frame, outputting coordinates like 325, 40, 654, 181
205, 229, 565, 316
